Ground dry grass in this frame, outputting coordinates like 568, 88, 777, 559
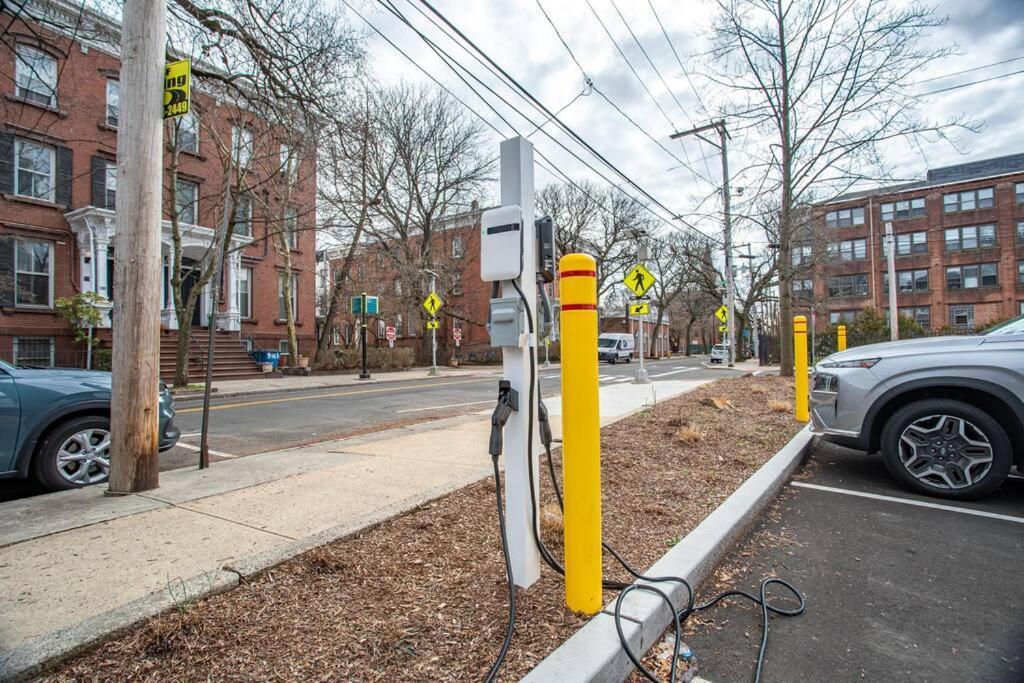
46, 376, 799, 683
750, 384, 770, 395
768, 399, 791, 413
674, 425, 705, 444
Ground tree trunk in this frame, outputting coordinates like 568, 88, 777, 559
684, 318, 694, 356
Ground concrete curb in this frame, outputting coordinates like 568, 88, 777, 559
0, 569, 239, 682
172, 368, 503, 403
522, 426, 816, 683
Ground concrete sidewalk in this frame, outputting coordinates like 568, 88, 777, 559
0, 373, 710, 679
172, 365, 507, 402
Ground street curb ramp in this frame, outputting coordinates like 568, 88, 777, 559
523, 426, 815, 683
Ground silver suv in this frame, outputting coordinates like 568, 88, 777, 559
810, 316, 1024, 499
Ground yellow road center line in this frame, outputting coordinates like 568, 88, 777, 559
176, 377, 492, 414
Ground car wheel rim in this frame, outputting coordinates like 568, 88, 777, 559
57, 428, 111, 485
897, 414, 993, 490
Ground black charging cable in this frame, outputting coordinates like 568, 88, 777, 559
511, 279, 804, 683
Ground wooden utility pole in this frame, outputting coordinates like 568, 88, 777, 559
884, 222, 899, 341
108, 0, 167, 494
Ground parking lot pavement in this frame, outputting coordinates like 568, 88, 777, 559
682, 439, 1024, 682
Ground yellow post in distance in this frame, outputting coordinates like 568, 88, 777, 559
794, 315, 809, 423
837, 324, 847, 352
559, 253, 602, 614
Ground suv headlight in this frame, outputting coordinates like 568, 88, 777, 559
820, 357, 880, 369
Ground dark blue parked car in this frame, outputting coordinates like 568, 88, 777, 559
0, 360, 179, 490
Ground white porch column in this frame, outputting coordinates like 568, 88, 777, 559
217, 251, 241, 331
162, 253, 178, 330
94, 237, 111, 299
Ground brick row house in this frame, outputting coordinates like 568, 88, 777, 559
799, 153, 1024, 331
0, 0, 316, 377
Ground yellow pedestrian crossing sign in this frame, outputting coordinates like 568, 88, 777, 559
714, 305, 728, 323
422, 291, 443, 316
623, 263, 655, 297
629, 301, 650, 316
426, 318, 440, 330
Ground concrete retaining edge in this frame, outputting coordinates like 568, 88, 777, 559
523, 426, 815, 683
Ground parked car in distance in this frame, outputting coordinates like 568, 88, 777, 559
709, 344, 728, 364
0, 360, 179, 490
810, 316, 1024, 499
598, 333, 635, 364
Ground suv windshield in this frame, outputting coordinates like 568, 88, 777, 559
598, 339, 616, 348
980, 316, 1024, 336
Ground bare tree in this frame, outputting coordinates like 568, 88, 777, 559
705, 0, 976, 375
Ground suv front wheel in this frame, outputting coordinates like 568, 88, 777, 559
33, 416, 112, 491
880, 399, 1010, 500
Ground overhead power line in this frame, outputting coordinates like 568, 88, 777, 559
414, 0, 710, 238
918, 68, 1024, 96
912, 54, 1024, 85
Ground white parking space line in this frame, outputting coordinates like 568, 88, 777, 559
178, 432, 202, 438
542, 374, 560, 380
612, 377, 631, 382
791, 481, 1024, 524
174, 442, 238, 459
651, 368, 696, 378
396, 400, 495, 413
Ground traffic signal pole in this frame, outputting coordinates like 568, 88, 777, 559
108, 0, 166, 494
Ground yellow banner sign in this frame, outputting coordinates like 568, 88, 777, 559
426, 318, 440, 330
163, 59, 191, 119
629, 302, 650, 316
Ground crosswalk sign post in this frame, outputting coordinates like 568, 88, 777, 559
421, 291, 444, 376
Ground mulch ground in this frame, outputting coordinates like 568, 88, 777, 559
44, 375, 799, 682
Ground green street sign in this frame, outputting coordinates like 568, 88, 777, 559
350, 294, 379, 315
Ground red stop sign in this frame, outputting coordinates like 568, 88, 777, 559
452, 328, 462, 341
385, 326, 396, 341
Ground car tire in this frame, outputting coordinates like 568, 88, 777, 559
626, 356, 631, 364
33, 415, 112, 491
880, 399, 1011, 500
610, 356, 616, 364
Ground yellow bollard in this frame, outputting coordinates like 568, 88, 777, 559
794, 315, 809, 423
837, 324, 847, 352
559, 253, 602, 614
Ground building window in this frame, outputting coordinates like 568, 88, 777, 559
14, 237, 53, 307
14, 45, 57, 107
943, 187, 994, 213
103, 161, 117, 209
395, 313, 404, 335
946, 263, 998, 290
240, 338, 252, 352
175, 110, 199, 153
948, 304, 974, 330
14, 138, 55, 201
944, 224, 996, 251
883, 231, 927, 256
828, 310, 859, 324
1017, 182, 1024, 204
452, 271, 463, 295
105, 79, 119, 126
827, 238, 867, 261
452, 235, 464, 259
13, 336, 54, 367
280, 143, 297, 182
377, 319, 386, 337
232, 193, 253, 237
232, 126, 253, 168
825, 206, 865, 228
237, 266, 252, 318
792, 278, 814, 299
880, 198, 925, 221
905, 306, 931, 328
1019, 261, 1024, 285
827, 273, 869, 298
331, 326, 340, 346
394, 279, 402, 296
175, 179, 198, 225
279, 339, 290, 355
283, 206, 299, 249
883, 269, 928, 294
1017, 221, 1024, 244
278, 273, 298, 320
791, 244, 811, 267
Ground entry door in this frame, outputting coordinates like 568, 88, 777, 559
180, 262, 202, 327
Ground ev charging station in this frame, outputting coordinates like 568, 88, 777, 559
482, 136, 542, 588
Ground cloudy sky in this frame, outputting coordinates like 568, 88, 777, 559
345, 0, 1023, 247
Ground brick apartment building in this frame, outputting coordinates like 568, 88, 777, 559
799, 152, 1024, 331
320, 203, 671, 362
0, 0, 316, 376
600, 307, 671, 358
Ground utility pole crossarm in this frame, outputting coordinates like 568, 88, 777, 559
669, 120, 725, 142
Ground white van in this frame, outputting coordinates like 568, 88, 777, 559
598, 333, 635, 364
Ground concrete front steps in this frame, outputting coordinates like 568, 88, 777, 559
159, 329, 263, 383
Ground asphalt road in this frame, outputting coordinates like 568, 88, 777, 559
1, 355, 748, 501
683, 440, 1024, 682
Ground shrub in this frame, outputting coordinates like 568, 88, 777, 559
314, 347, 415, 371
